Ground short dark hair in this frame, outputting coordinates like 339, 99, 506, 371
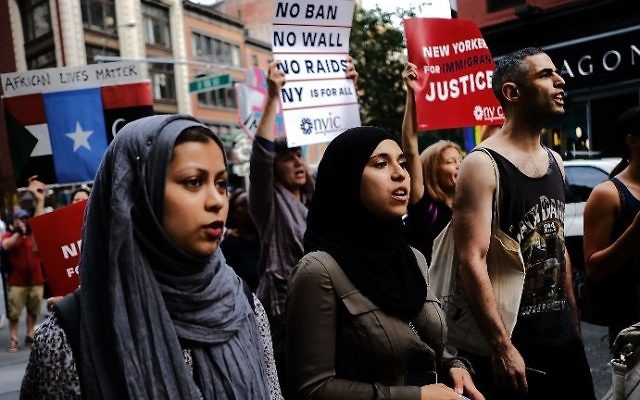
613, 107, 640, 158
71, 187, 91, 200
274, 137, 301, 159
492, 47, 545, 107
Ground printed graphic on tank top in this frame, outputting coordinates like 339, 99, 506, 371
481, 148, 578, 346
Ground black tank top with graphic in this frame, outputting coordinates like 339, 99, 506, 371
483, 148, 578, 346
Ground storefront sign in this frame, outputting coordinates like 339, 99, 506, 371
545, 25, 640, 90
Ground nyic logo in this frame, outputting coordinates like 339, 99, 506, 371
473, 105, 504, 122
300, 118, 313, 135
299, 113, 342, 135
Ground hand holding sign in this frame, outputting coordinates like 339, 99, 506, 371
269, 61, 287, 98
402, 62, 420, 94
345, 56, 359, 86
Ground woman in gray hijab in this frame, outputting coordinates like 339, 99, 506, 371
21, 115, 282, 399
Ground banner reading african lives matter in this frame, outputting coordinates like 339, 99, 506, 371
404, 18, 505, 130
272, 0, 361, 147
1, 62, 153, 186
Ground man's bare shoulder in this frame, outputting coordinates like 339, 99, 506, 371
458, 149, 497, 195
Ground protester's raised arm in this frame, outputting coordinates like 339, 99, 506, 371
256, 61, 286, 143
401, 63, 424, 204
27, 175, 46, 217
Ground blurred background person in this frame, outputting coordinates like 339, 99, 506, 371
584, 107, 640, 348
70, 187, 91, 204
221, 189, 260, 291
1, 209, 44, 353
249, 58, 358, 389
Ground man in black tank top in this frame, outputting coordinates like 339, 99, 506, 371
452, 47, 595, 399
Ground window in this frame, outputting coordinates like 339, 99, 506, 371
80, 0, 116, 31
565, 166, 609, 203
86, 45, 119, 64
251, 54, 258, 67
21, 0, 52, 42
149, 63, 175, 100
191, 33, 241, 66
27, 49, 56, 69
488, 0, 524, 12
198, 86, 237, 109
142, 3, 171, 48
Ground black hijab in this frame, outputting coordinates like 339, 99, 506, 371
304, 126, 428, 320
78, 115, 268, 399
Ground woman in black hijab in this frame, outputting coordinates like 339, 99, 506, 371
286, 127, 483, 400
21, 115, 282, 399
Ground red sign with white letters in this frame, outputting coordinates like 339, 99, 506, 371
404, 18, 505, 130
30, 200, 86, 296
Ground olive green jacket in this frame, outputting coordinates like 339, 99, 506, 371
286, 249, 469, 400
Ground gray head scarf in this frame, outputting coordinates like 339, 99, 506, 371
78, 114, 269, 399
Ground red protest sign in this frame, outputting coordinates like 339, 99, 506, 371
404, 18, 505, 130
30, 200, 86, 296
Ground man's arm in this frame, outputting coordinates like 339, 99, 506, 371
400, 63, 424, 205
453, 151, 527, 392
564, 249, 580, 332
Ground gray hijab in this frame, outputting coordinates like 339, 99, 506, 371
78, 114, 269, 399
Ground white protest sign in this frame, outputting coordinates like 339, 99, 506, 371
272, 0, 360, 147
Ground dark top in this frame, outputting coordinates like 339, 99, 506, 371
484, 148, 577, 346
608, 177, 640, 327
220, 234, 260, 291
250, 137, 310, 319
406, 195, 452, 264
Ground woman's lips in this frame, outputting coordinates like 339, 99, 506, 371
204, 221, 224, 239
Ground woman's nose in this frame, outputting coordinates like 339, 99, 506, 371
205, 185, 226, 212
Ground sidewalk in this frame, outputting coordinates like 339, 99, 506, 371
0, 283, 48, 400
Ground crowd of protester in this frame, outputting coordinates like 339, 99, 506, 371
6, 47, 638, 400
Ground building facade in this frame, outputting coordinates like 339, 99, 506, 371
458, 0, 640, 157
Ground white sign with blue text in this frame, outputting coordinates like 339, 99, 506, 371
273, 0, 360, 147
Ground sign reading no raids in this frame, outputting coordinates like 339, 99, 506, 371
273, 0, 360, 147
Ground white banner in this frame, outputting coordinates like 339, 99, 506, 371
1, 62, 145, 97
272, 0, 360, 147
273, 0, 355, 26
283, 103, 361, 147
